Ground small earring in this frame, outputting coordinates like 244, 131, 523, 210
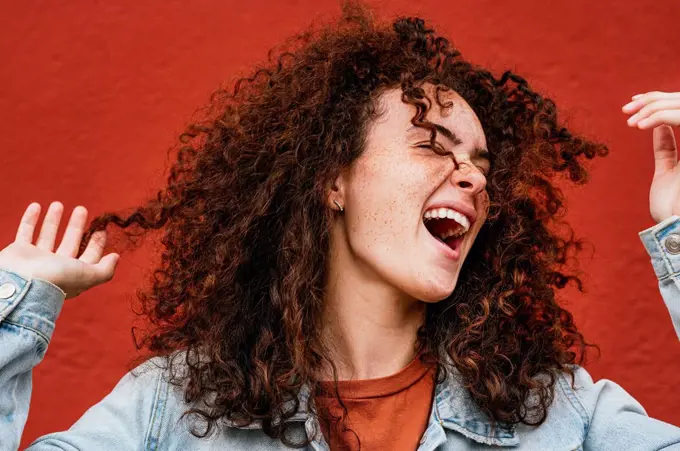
333, 200, 344, 213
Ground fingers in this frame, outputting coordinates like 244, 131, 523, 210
79, 230, 108, 264
15, 203, 41, 243
55, 206, 89, 258
637, 110, 680, 130
627, 99, 680, 127
623, 92, 680, 129
652, 125, 678, 175
630, 91, 679, 104
35, 202, 64, 252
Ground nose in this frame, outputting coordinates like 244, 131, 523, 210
450, 160, 487, 195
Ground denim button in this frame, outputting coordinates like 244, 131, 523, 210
0, 282, 16, 299
665, 234, 680, 254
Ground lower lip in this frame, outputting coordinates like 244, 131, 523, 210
430, 233, 465, 261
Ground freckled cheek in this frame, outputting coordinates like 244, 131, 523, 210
360, 199, 404, 241
350, 162, 428, 241
351, 195, 419, 253
348, 181, 392, 240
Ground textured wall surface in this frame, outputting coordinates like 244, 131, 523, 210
1, 0, 679, 447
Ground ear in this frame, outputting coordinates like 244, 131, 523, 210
326, 169, 348, 213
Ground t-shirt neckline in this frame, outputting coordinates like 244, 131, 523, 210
316, 355, 434, 399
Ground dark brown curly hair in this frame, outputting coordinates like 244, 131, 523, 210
80, 2, 607, 447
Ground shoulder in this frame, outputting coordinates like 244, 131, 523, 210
122, 353, 297, 449
109, 353, 200, 443
554, 365, 647, 423
27, 354, 196, 450
516, 365, 643, 431
515, 366, 680, 449
552, 366, 680, 448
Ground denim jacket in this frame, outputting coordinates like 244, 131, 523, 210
2, 217, 680, 451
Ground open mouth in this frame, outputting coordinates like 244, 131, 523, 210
423, 207, 471, 250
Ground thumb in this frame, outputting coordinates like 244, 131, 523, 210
653, 125, 678, 175
91, 253, 119, 284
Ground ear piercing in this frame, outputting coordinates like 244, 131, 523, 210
333, 200, 345, 213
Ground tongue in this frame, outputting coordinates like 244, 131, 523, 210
443, 235, 461, 248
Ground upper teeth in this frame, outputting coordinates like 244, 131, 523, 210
423, 207, 471, 233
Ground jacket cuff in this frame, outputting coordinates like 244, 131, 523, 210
0, 266, 65, 343
639, 215, 680, 280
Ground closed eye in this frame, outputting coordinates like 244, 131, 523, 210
417, 144, 490, 176
416, 143, 446, 151
415, 143, 452, 160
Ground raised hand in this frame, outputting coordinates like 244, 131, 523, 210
0, 202, 120, 300
622, 91, 680, 224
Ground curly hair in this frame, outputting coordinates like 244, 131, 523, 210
80, 2, 607, 446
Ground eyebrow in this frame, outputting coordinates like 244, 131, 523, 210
407, 123, 490, 161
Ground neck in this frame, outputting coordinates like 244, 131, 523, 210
321, 238, 425, 381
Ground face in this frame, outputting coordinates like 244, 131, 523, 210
331, 83, 490, 303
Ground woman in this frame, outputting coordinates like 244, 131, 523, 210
1, 6, 679, 451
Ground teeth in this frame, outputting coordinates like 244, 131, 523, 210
423, 207, 470, 233
440, 228, 466, 240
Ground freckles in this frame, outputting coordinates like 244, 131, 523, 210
386, 198, 398, 229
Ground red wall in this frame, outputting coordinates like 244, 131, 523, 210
2, 0, 679, 446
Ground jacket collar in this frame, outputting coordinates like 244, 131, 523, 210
227, 366, 519, 447
431, 366, 519, 446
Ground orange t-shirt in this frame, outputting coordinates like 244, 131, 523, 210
315, 356, 436, 450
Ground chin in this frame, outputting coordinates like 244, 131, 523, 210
414, 275, 460, 303
420, 290, 455, 304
